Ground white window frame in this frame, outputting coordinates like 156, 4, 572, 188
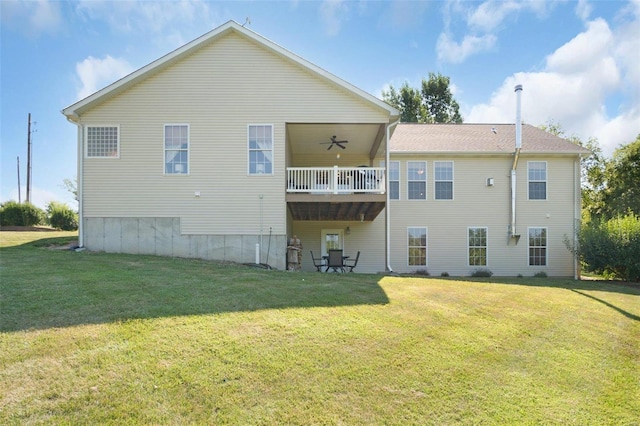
380, 160, 400, 200
407, 227, 428, 267
248, 124, 274, 176
407, 161, 426, 200
434, 161, 454, 200
85, 125, 119, 158
468, 227, 488, 267
527, 161, 547, 200
164, 124, 190, 175
528, 227, 548, 266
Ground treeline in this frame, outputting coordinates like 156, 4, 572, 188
0, 201, 78, 231
555, 127, 640, 282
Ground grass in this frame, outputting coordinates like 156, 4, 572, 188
1, 232, 639, 425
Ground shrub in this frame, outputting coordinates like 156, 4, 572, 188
441, 272, 450, 277
0, 201, 45, 227
533, 271, 548, 278
46, 201, 78, 231
414, 269, 430, 276
470, 268, 493, 277
578, 213, 640, 282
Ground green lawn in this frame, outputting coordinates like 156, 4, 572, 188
1, 232, 638, 425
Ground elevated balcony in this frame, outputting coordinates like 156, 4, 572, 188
286, 166, 386, 221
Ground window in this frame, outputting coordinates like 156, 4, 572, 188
381, 160, 400, 199
248, 125, 273, 175
434, 161, 453, 200
408, 227, 427, 266
468, 227, 488, 266
164, 125, 189, 174
528, 161, 547, 200
86, 126, 118, 157
528, 227, 547, 266
407, 161, 426, 200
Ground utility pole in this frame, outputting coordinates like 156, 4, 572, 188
26, 113, 32, 203
17, 156, 21, 203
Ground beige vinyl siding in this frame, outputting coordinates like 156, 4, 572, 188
79, 32, 388, 235
292, 218, 386, 274
383, 154, 579, 277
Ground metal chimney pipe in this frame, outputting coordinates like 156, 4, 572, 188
514, 85, 523, 149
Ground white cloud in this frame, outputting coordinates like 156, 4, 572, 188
465, 16, 640, 157
0, 0, 63, 37
436, 32, 497, 64
438, 0, 557, 64
75, 56, 134, 100
76, 0, 212, 33
575, 0, 593, 21
546, 19, 612, 73
467, 0, 521, 33
319, 0, 349, 37
75, 0, 218, 49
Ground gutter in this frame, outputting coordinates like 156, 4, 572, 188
386, 119, 400, 273
65, 113, 84, 248
574, 156, 581, 280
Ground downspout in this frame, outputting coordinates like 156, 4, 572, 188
574, 156, 581, 280
66, 114, 84, 248
386, 119, 400, 272
510, 85, 523, 242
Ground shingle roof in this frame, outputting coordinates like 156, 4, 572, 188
390, 123, 591, 155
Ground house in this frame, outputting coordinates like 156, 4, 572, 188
62, 21, 590, 278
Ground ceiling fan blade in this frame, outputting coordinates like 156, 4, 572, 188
327, 144, 333, 150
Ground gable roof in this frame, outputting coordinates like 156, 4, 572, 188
62, 21, 399, 121
390, 123, 591, 155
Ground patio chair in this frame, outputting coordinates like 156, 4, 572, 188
344, 251, 360, 272
310, 251, 325, 272
326, 249, 345, 273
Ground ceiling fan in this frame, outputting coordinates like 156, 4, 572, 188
320, 135, 348, 150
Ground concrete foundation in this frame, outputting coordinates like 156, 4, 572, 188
83, 217, 287, 270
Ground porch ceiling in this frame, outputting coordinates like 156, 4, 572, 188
286, 194, 385, 221
287, 123, 385, 158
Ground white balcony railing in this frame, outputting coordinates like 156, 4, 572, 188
287, 166, 385, 194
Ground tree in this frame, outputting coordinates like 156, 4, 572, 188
382, 82, 423, 123
600, 135, 640, 220
539, 121, 607, 221
382, 73, 463, 123
62, 177, 78, 202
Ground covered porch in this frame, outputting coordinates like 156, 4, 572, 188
284, 121, 397, 273
285, 123, 390, 223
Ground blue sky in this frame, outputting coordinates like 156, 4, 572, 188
1, 0, 639, 209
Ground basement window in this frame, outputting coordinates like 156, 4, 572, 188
408, 227, 427, 266
528, 227, 547, 266
468, 227, 487, 266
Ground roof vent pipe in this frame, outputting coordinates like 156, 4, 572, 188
515, 84, 523, 149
